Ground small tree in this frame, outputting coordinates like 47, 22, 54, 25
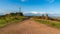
19, 7, 23, 16
16, 12, 23, 16
45, 14, 49, 20
41, 14, 45, 19
19, 12, 23, 16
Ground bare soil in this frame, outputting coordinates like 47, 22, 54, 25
0, 18, 60, 34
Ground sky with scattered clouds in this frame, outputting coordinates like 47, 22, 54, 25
0, 0, 60, 15
21, 0, 60, 14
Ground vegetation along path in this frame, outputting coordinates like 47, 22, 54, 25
0, 18, 60, 34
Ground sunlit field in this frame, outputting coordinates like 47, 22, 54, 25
0, 12, 28, 28
33, 16, 60, 28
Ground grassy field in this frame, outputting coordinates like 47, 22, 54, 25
34, 18, 60, 28
0, 12, 28, 28
0, 16, 28, 28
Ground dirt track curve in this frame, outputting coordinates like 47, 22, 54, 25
0, 18, 60, 34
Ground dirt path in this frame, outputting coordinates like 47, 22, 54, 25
0, 19, 60, 34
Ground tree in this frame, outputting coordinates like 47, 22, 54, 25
45, 14, 49, 20
42, 14, 45, 19
18, 7, 23, 16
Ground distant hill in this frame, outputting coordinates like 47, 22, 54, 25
23, 13, 42, 16
23, 13, 60, 17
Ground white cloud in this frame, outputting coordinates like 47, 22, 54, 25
31, 11, 38, 14
23, 11, 47, 14
46, 0, 55, 3
31, 11, 47, 14
38, 12, 46, 14
21, 0, 26, 2
23, 11, 60, 14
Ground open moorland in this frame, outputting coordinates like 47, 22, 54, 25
0, 12, 60, 34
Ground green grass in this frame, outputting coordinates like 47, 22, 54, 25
35, 19, 60, 28
0, 16, 27, 28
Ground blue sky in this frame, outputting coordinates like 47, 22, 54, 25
0, 0, 60, 14
21, 0, 60, 14
0, 0, 21, 14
